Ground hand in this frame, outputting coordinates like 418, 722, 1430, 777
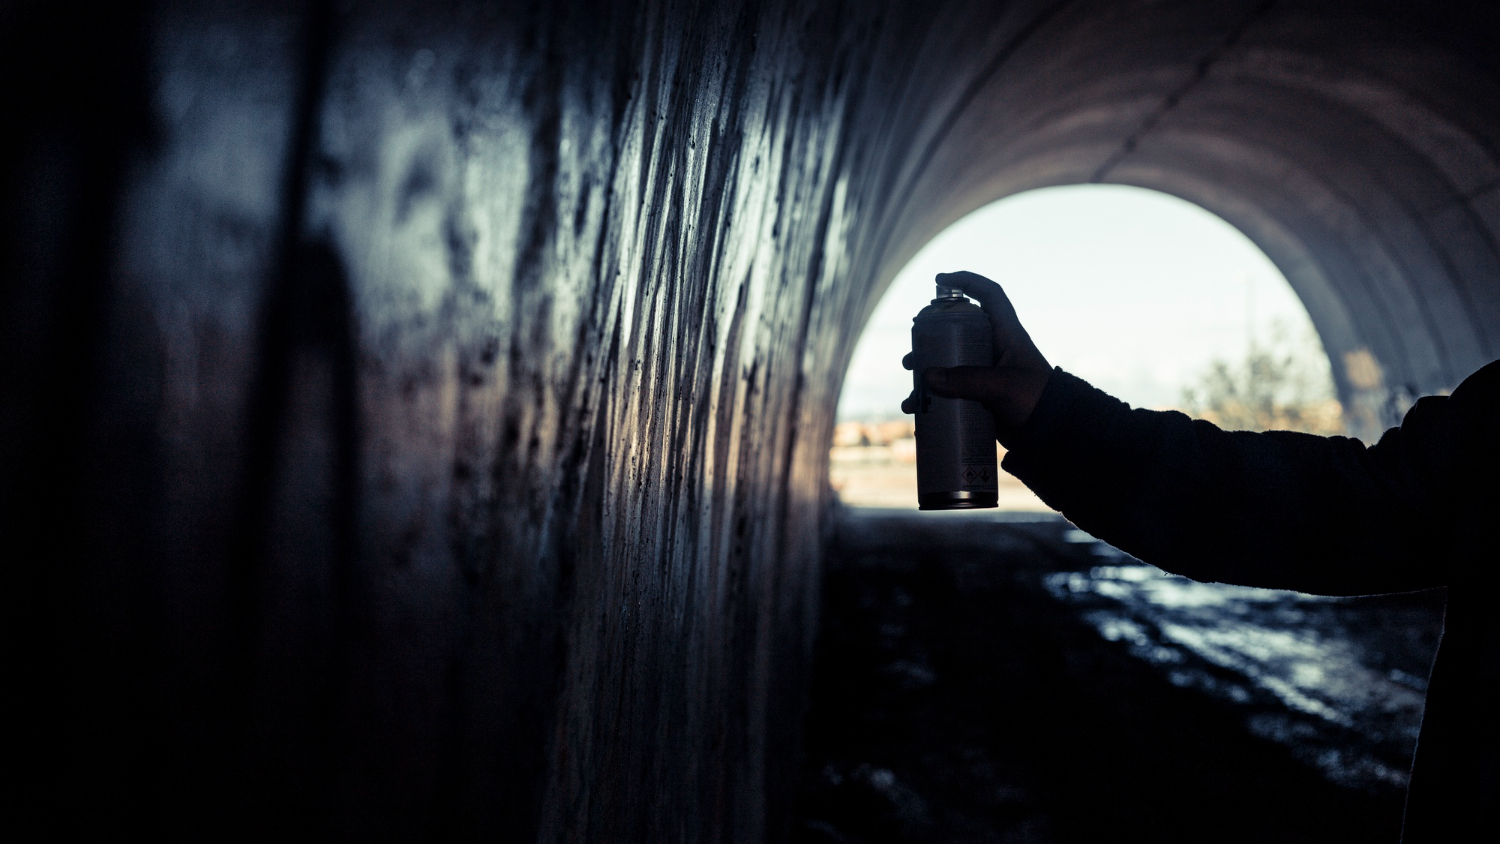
900, 271, 1052, 434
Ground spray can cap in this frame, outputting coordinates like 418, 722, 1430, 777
934, 284, 966, 300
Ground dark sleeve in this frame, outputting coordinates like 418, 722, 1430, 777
1000, 361, 1498, 596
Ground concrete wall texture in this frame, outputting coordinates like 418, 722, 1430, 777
3, 1, 1496, 840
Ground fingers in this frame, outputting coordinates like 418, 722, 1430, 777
924, 364, 1053, 431
935, 269, 998, 298
902, 352, 914, 371
935, 270, 1050, 373
936, 271, 1020, 322
900, 392, 917, 414
924, 365, 1004, 403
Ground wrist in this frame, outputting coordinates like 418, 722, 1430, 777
987, 365, 1053, 435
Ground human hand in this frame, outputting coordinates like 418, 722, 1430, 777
900, 271, 1052, 434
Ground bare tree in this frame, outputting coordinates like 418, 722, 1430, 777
1181, 321, 1344, 435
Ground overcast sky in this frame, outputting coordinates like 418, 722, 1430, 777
836, 184, 1328, 421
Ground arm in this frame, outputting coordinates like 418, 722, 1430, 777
1001, 366, 1488, 595
912, 272, 1495, 596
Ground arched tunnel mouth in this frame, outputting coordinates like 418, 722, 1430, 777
851, 0, 1498, 447
830, 183, 1343, 510
867, 151, 1487, 444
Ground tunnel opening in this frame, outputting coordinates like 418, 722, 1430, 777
854, 0, 1500, 451
830, 183, 1341, 510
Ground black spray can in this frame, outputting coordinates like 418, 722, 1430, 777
911, 285, 998, 510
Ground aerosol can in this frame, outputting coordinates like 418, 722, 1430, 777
911, 284, 998, 510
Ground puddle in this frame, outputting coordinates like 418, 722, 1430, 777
1043, 545, 1438, 792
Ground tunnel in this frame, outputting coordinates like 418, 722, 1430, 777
3, 0, 1496, 840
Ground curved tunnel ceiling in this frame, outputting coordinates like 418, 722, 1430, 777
875, 0, 1500, 434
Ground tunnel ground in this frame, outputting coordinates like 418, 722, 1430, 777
794, 509, 1444, 844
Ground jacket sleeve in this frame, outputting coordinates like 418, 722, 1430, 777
999, 361, 1497, 596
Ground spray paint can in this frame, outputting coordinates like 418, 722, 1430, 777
911, 284, 998, 510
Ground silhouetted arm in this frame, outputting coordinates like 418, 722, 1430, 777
999, 362, 1498, 596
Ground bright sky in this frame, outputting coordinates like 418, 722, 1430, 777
837, 185, 1325, 421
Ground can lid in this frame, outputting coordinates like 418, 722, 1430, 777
934, 284, 966, 300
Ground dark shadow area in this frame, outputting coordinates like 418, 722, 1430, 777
797, 508, 1443, 843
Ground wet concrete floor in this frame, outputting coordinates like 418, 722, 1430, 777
796, 507, 1444, 843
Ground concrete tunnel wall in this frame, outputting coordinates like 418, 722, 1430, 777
2, 0, 1496, 840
